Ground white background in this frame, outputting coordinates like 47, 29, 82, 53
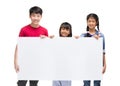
0, 0, 119, 86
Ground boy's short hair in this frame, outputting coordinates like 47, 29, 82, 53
29, 6, 43, 15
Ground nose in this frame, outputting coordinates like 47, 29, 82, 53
34, 16, 38, 20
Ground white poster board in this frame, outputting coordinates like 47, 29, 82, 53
18, 37, 103, 80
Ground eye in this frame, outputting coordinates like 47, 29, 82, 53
37, 15, 41, 17
61, 28, 65, 30
66, 29, 70, 31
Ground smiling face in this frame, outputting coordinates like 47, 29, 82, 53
60, 28, 70, 37
30, 13, 42, 27
59, 22, 72, 37
87, 17, 97, 30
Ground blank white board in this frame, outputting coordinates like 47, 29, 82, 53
18, 37, 103, 80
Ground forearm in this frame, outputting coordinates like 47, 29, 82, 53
103, 54, 106, 74
14, 45, 18, 65
103, 54, 106, 67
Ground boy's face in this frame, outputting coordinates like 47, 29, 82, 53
30, 13, 42, 26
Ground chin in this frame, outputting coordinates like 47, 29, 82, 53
33, 23, 39, 25
62, 35, 67, 37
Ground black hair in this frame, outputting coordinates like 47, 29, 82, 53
59, 22, 72, 37
29, 6, 43, 15
85, 13, 99, 37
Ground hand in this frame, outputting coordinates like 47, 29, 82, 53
40, 35, 47, 39
93, 34, 100, 40
102, 65, 106, 74
14, 63, 19, 73
49, 35, 54, 39
74, 36, 80, 39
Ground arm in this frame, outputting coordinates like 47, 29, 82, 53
40, 29, 49, 38
40, 35, 55, 39
14, 45, 19, 73
49, 35, 54, 38
93, 34, 99, 39
102, 33, 106, 74
102, 53, 106, 74
74, 36, 80, 39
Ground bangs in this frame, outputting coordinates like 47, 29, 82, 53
60, 24, 71, 29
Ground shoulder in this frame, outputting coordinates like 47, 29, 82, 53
39, 26, 48, 31
19, 25, 30, 37
80, 33, 87, 37
99, 32, 105, 37
20, 25, 30, 31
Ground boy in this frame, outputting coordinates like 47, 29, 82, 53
14, 6, 48, 86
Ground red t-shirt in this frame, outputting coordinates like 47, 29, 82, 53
19, 25, 48, 37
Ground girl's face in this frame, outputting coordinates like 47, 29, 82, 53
87, 17, 97, 30
60, 28, 70, 37
30, 13, 42, 26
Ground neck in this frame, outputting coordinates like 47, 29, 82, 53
88, 29, 96, 34
30, 23, 39, 28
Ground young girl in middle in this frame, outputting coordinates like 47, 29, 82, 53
52, 22, 72, 86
